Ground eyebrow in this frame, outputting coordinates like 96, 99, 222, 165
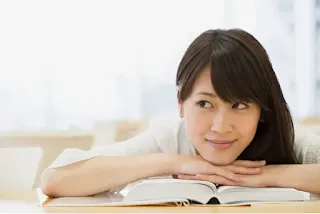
196, 92, 217, 97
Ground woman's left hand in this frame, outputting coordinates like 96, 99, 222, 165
177, 164, 282, 188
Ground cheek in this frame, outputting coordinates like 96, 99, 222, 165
236, 115, 260, 143
184, 106, 211, 139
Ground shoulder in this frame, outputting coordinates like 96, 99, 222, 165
147, 115, 187, 153
148, 115, 184, 137
48, 116, 188, 169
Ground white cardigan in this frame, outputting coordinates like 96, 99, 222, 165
48, 117, 320, 170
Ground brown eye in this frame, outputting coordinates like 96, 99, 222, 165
196, 100, 213, 108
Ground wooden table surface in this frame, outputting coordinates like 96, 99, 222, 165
1, 189, 320, 213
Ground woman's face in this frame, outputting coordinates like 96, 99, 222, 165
179, 68, 261, 165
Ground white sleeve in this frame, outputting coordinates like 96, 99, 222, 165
294, 123, 320, 164
47, 119, 180, 169
300, 132, 320, 164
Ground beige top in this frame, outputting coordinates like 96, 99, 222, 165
49, 117, 320, 170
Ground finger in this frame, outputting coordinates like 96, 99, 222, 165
225, 165, 261, 175
232, 160, 266, 168
176, 174, 198, 180
208, 166, 241, 182
232, 160, 266, 167
196, 174, 239, 186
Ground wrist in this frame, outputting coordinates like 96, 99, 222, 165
263, 165, 290, 187
163, 154, 190, 175
170, 154, 201, 175
157, 153, 183, 175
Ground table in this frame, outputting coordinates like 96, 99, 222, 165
1, 189, 320, 213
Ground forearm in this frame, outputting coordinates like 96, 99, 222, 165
41, 153, 178, 197
270, 164, 320, 194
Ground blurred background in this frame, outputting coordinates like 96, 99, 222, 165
0, 0, 319, 132
1, 0, 320, 191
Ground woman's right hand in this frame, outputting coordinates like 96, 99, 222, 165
173, 155, 266, 186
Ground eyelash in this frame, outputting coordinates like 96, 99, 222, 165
232, 102, 248, 110
195, 100, 249, 110
196, 100, 212, 108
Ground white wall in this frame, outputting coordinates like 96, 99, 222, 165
0, 0, 318, 131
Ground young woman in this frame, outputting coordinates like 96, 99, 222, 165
41, 29, 320, 197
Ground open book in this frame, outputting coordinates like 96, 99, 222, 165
38, 178, 310, 207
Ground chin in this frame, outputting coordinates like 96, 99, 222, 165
200, 151, 236, 166
208, 158, 234, 166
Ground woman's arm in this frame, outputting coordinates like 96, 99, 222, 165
41, 152, 262, 197
267, 130, 320, 194
41, 126, 172, 197
41, 118, 265, 197
41, 153, 255, 197
177, 163, 320, 194
262, 164, 320, 194
41, 153, 177, 197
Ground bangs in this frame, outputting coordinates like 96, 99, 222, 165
209, 44, 268, 110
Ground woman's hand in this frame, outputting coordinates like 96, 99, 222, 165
177, 162, 284, 188
174, 156, 266, 186
233, 165, 282, 188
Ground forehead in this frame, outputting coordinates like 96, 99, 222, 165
191, 67, 215, 93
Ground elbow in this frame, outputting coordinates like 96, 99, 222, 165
40, 168, 62, 197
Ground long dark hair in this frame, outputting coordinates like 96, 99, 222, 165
176, 29, 297, 164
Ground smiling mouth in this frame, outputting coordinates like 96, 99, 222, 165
206, 139, 236, 149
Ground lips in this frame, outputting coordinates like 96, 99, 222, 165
206, 139, 236, 150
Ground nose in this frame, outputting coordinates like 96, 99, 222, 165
210, 110, 233, 134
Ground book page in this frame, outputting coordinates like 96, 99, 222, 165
37, 187, 191, 207
37, 189, 125, 206
140, 178, 217, 193
217, 186, 304, 194
216, 186, 310, 204
124, 179, 217, 205
37, 179, 218, 207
